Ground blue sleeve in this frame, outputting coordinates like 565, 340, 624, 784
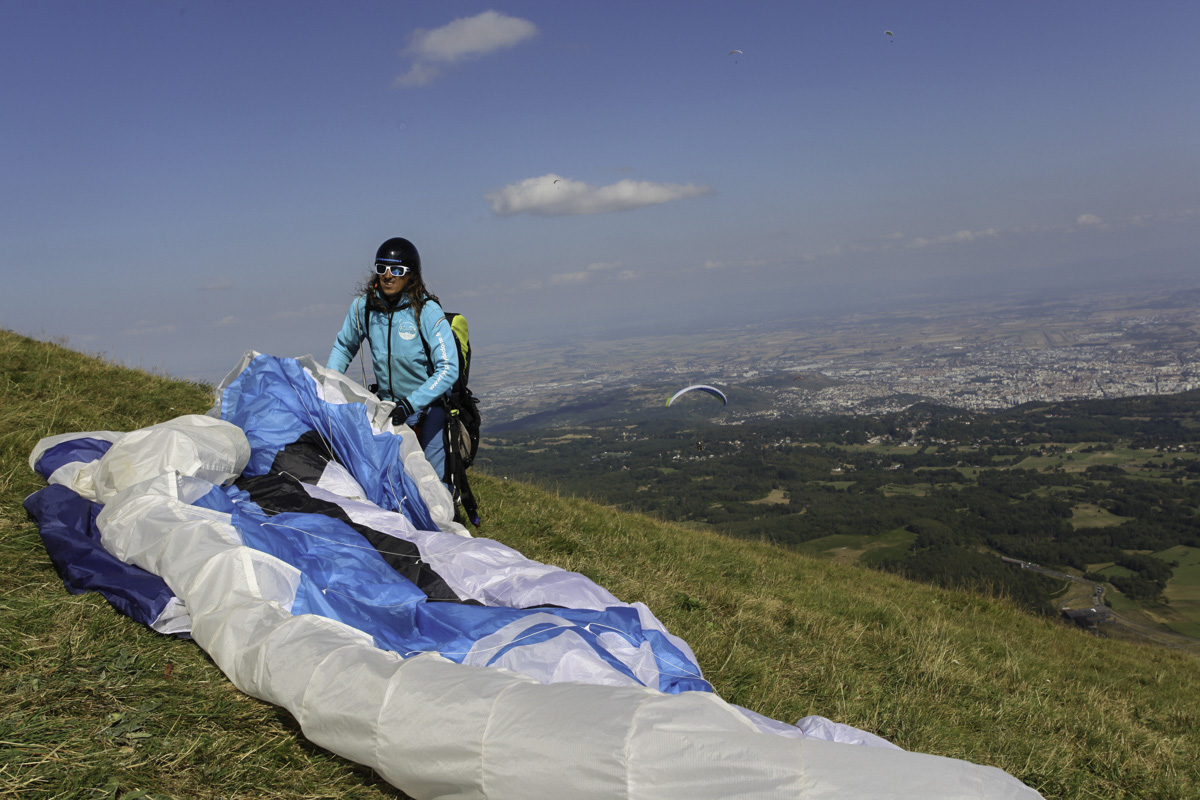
327, 297, 365, 374
406, 302, 459, 411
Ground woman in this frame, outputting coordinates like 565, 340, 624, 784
328, 237, 459, 485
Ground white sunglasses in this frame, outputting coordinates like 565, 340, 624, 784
375, 262, 412, 277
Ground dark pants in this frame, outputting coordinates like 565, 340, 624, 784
407, 405, 449, 491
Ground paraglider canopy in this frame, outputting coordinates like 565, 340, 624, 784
666, 385, 728, 408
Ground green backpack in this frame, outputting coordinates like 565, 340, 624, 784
423, 312, 482, 526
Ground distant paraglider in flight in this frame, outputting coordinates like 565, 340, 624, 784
884, 30, 894, 41
666, 384, 728, 408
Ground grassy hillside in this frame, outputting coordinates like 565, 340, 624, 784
2, 329, 1199, 799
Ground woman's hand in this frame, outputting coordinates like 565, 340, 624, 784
390, 398, 415, 425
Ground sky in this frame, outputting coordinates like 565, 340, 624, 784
3, 1, 1198, 384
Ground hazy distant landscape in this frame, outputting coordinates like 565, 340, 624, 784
474, 283, 1200, 429
476, 284, 1200, 652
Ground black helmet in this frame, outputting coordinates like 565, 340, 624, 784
375, 237, 421, 273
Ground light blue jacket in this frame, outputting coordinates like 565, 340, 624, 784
328, 294, 459, 412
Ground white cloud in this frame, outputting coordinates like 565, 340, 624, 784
396, 62, 443, 88
550, 271, 589, 285
487, 173, 713, 216
549, 260, 633, 286
211, 315, 237, 327
789, 207, 1191, 268
396, 10, 537, 87
906, 228, 998, 249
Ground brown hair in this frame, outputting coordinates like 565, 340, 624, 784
357, 269, 441, 324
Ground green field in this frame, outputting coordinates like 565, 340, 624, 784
811, 479, 856, 490
1069, 503, 1131, 528
1104, 589, 1140, 613
878, 483, 930, 497
792, 529, 917, 567
1156, 545, 1200, 638
1012, 445, 1160, 472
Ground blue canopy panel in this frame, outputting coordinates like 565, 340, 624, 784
218, 354, 436, 532
199, 476, 709, 694
24, 355, 710, 695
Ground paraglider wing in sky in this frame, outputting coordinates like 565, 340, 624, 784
666, 384, 728, 408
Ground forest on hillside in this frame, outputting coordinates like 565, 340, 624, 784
479, 392, 1200, 616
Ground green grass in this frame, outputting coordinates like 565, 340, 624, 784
1068, 503, 1131, 529
0, 332, 403, 799
1164, 620, 1200, 638
810, 479, 856, 490
1155, 546, 1200, 638
1012, 445, 1161, 473
3, 329, 1200, 799
878, 483, 930, 497
792, 529, 917, 568
1104, 589, 1141, 613
1158, 546, 1200, 587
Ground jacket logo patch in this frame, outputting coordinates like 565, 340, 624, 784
396, 322, 418, 341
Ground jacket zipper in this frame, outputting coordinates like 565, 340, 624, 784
386, 311, 395, 402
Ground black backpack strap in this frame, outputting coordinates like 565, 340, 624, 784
415, 309, 480, 526
457, 471, 480, 526
416, 311, 462, 379
358, 296, 380, 395
415, 311, 446, 416
417, 312, 434, 379
441, 413, 480, 526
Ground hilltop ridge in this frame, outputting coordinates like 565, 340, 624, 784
2, 329, 1199, 799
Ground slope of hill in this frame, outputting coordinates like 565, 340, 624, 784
2, 330, 1199, 799
481, 395, 1200, 643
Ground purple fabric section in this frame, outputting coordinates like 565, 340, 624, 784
23, 483, 183, 635
33, 437, 114, 478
